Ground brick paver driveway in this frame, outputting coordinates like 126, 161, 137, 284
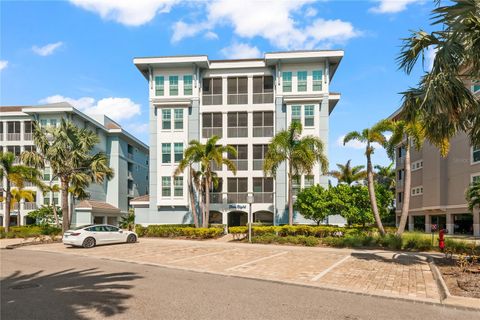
19, 238, 441, 303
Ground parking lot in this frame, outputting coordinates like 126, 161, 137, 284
18, 238, 441, 303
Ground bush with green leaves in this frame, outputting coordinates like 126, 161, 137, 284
251, 234, 319, 247
135, 225, 224, 239
0, 225, 62, 239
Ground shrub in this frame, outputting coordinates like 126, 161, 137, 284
402, 233, 432, 251
251, 234, 319, 246
138, 225, 224, 239
378, 234, 403, 250
0, 226, 61, 239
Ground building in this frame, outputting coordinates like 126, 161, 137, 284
132, 50, 344, 226
392, 80, 480, 236
0, 103, 149, 227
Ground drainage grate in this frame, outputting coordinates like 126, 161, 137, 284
9, 283, 41, 290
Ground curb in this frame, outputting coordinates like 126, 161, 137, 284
3, 239, 62, 250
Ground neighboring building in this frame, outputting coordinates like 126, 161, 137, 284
391, 80, 480, 236
0, 103, 149, 227
133, 50, 344, 226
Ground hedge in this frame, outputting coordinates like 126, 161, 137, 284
228, 225, 381, 238
0, 226, 62, 239
135, 225, 224, 239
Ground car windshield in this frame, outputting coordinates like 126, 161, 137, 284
73, 224, 93, 230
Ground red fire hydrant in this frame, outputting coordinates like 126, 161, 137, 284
439, 229, 445, 251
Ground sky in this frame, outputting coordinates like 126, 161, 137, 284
0, 0, 436, 171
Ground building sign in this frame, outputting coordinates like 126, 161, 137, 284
228, 204, 247, 210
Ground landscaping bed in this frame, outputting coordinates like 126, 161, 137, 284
435, 257, 480, 299
135, 224, 225, 239
0, 226, 62, 239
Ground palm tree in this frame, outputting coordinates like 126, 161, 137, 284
397, 0, 480, 153
466, 180, 480, 211
10, 188, 36, 226
22, 120, 114, 232
42, 183, 61, 227
387, 118, 428, 236
175, 136, 236, 228
120, 212, 135, 231
328, 160, 366, 185
344, 120, 392, 236
264, 122, 328, 226
0, 152, 43, 231
374, 163, 396, 191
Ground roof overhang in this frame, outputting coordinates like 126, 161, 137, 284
133, 55, 209, 80
329, 93, 341, 114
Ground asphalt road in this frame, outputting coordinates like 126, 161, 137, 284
1, 249, 478, 320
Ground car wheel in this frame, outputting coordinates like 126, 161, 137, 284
82, 237, 96, 248
127, 234, 137, 243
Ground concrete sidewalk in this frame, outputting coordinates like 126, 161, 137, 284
19, 238, 448, 305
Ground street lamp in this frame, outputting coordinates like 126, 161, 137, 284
247, 193, 254, 243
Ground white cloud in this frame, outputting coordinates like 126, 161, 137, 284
220, 42, 261, 59
172, 0, 360, 50
32, 42, 64, 56
305, 7, 317, 17
337, 134, 391, 150
39, 95, 141, 121
70, 0, 179, 26
204, 31, 219, 40
126, 122, 149, 134
369, 0, 421, 14
0, 60, 8, 70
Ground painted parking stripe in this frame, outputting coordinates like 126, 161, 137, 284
225, 251, 288, 271
168, 249, 234, 263
311, 255, 351, 282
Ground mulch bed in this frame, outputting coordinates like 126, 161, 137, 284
434, 257, 480, 299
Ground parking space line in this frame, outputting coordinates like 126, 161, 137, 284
311, 255, 350, 282
225, 251, 288, 271
168, 249, 234, 263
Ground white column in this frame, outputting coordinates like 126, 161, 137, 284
473, 207, 480, 237
425, 214, 431, 233
446, 213, 454, 234
20, 121, 25, 142
408, 215, 414, 232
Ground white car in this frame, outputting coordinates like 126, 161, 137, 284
63, 224, 137, 248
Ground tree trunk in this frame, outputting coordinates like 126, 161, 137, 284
204, 176, 210, 228
53, 204, 59, 227
189, 166, 199, 228
4, 180, 11, 232
288, 162, 294, 226
396, 140, 411, 236
367, 151, 385, 236
61, 177, 70, 233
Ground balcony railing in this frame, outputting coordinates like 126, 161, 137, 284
253, 93, 274, 104
227, 127, 248, 138
24, 133, 33, 141
227, 192, 248, 203
23, 202, 37, 210
128, 189, 135, 196
231, 159, 248, 171
127, 153, 134, 160
0, 133, 3, 141
396, 180, 404, 189
7, 133, 21, 141
253, 126, 273, 137
210, 192, 223, 204
12, 203, 19, 210
253, 192, 274, 203
227, 93, 248, 105
202, 127, 223, 139
253, 159, 264, 171
202, 94, 222, 105
210, 161, 222, 171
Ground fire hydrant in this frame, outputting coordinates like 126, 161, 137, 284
439, 229, 445, 251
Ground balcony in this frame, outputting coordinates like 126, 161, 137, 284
253, 126, 273, 137
231, 159, 248, 171
7, 133, 21, 141
202, 94, 222, 105
202, 127, 223, 139
210, 192, 223, 204
253, 192, 274, 203
253, 159, 264, 171
23, 202, 37, 210
127, 153, 134, 160
24, 133, 33, 141
227, 192, 248, 203
227, 127, 248, 138
128, 189, 135, 196
227, 93, 248, 105
253, 93, 274, 104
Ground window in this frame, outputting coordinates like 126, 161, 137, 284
228, 145, 248, 170
312, 70, 323, 91
202, 112, 223, 138
304, 105, 314, 127
397, 192, 402, 203
412, 160, 423, 171
169, 76, 178, 96
291, 105, 301, 124
40, 119, 47, 127
397, 169, 403, 181
252, 111, 273, 137
304, 175, 314, 188
253, 76, 274, 103
227, 77, 248, 104
203, 78, 223, 105
174, 177, 183, 197
162, 109, 171, 130
398, 146, 405, 158
292, 176, 301, 196
253, 178, 274, 203
50, 119, 57, 127
472, 80, 480, 93
227, 178, 248, 203
297, 71, 307, 92
282, 72, 292, 92
411, 186, 423, 196
183, 75, 193, 95
473, 147, 480, 163
174, 109, 183, 130
162, 143, 171, 164
7, 121, 20, 140
155, 76, 164, 96
43, 168, 51, 181
227, 112, 248, 137
253, 144, 269, 170
162, 177, 171, 197
174, 143, 183, 163
472, 174, 480, 183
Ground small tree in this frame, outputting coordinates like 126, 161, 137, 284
328, 160, 366, 185
27, 205, 62, 226
120, 212, 135, 231
466, 180, 480, 211
294, 185, 332, 225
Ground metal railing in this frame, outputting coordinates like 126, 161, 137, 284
252, 159, 264, 171
128, 172, 134, 180
252, 126, 273, 137
24, 133, 33, 141
227, 192, 248, 203
128, 189, 135, 196
227, 93, 248, 104
252, 92, 274, 104
202, 127, 223, 139
210, 161, 222, 171
202, 94, 223, 105
7, 133, 21, 141
227, 127, 248, 138
231, 159, 248, 171
210, 192, 223, 204
253, 192, 274, 203
23, 202, 37, 210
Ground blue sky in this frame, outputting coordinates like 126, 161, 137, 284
0, 0, 435, 171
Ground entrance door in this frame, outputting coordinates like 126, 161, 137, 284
454, 214, 473, 235
228, 211, 247, 227
431, 215, 446, 230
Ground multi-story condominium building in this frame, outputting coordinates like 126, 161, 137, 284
391, 80, 480, 236
0, 102, 149, 227
133, 50, 344, 226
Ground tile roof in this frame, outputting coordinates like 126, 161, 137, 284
0, 106, 25, 112
131, 195, 149, 202
75, 200, 120, 212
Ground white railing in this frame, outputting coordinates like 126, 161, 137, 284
227, 93, 248, 105
227, 192, 248, 203
227, 127, 248, 138
23, 202, 37, 210
253, 126, 273, 137
231, 159, 248, 171
7, 133, 21, 141
24, 133, 33, 141
252, 92, 274, 104
210, 192, 223, 204
202, 127, 223, 139
202, 94, 222, 105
